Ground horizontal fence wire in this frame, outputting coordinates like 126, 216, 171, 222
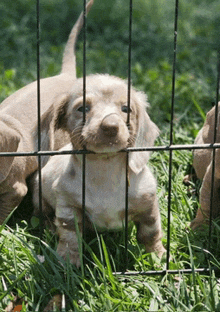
1, 0, 220, 278
1, 142, 220, 158
114, 268, 216, 277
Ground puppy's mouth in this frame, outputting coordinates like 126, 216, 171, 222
85, 139, 128, 154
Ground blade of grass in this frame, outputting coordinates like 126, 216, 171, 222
192, 96, 206, 121
101, 236, 116, 291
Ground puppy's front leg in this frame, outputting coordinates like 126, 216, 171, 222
191, 149, 220, 229
55, 205, 82, 267
135, 196, 165, 258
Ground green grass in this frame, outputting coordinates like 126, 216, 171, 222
1, 126, 220, 311
1, 209, 220, 311
1, 0, 220, 310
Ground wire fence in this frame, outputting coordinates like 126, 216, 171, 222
2, 0, 220, 277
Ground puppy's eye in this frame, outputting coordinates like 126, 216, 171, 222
121, 105, 132, 113
77, 105, 90, 113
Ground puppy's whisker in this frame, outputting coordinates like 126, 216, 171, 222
128, 135, 136, 147
70, 126, 83, 138
71, 125, 83, 134
70, 128, 84, 149
71, 137, 84, 149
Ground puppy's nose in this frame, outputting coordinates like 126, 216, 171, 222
100, 115, 119, 137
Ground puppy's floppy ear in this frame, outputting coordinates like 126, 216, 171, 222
0, 121, 20, 183
129, 92, 159, 175
35, 93, 71, 151
53, 93, 71, 131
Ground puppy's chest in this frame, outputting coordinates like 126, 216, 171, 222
85, 181, 127, 230
60, 157, 132, 230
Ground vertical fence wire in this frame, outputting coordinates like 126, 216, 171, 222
124, 0, 133, 273
36, 0, 43, 237
166, 0, 179, 270
82, 0, 87, 264
126, 0, 132, 128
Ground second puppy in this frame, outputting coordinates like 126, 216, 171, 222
33, 74, 165, 266
190, 102, 220, 229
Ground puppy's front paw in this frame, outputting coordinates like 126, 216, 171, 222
190, 208, 209, 230
56, 226, 81, 267
190, 218, 207, 230
155, 245, 166, 259
43, 294, 62, 312
145, 241, 166, 259
57, 239, 81, 267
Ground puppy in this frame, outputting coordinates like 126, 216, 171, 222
0, 114, 36, 222
0, 0, 93, 223
191, 102, 220, 229
33, 74, 166, 266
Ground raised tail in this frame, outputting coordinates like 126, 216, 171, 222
61, 0, 94, 77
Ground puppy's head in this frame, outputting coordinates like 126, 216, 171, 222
54, 74, 159, 174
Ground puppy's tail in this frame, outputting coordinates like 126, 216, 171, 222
61, 0, 94, 77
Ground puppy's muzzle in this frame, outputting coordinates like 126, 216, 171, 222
100, 114, 120, 137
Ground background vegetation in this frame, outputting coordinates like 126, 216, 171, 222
1, 0, 219, 125
0, 0, 220, 310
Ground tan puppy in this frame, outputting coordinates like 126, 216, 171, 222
0, 0, 93, 223
33, 74, 166, 266
191, 102, 220, 229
